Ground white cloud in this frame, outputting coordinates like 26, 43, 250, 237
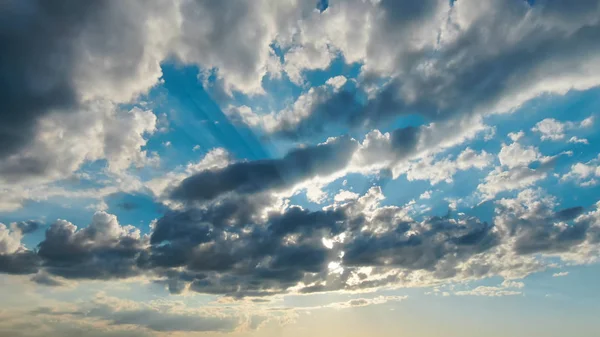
552, 271, 569, 277
561, 156, 600, 186
325, 76, 349, 90
145, 147, 231, 200
498, 142, 541, 169
532, 116, 595, 142
568, 136, 589, 144
0, 224, 24, 255
580, 116, 595, 128
453, 282, 523, 297
477, 142, 569, 200
532, 118, 567, 141
399, 148, 493, 185
334, 190, 360, 202
322, 295, 408, 309
420, 190, 433, 200
508, 131, 525, 142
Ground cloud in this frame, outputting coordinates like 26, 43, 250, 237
477, 142, 570, 200
396, 147, 493, 185
30, 272, 67, 287
420, 191, 433, 200
170, 136, 358, 203
0, 0, 174, 166
257, 0, 600, 139
310, 295, 407, 310
0, 102, 158, 212
13, 295, 247, 336
145, 147, 232, 201
494, 189, 592, 256
1, 183, 599, 298
67, 299, 239, 333
0, 0, 311, 198
15, 220, 42, 234
0, 220, 40, 274
561, 155, 600, 186
227, 77, 356, 135
36, 212, 146, 280
453, 280, 524, 297
3, 0, 600, 304
531, 116, 594, 141
508, 131, 525, 142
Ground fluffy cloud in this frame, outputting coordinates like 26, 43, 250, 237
0, 0, 174, 162
0, 0, 305, 192
226, 76, 355, 136
3, 0, 600, 318
531, 116, 594, 141
477, 141, 570, 200
0, 221, 40, 274
2, 180, 598, 299
397, 147, 493, 185
0, 103, 158, 185
252, 0, 600, 139
561, 155, 600, 186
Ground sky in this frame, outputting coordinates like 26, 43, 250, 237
1, 0, 600, 336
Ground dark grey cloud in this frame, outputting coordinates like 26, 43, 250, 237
499, 204, 592, 255
342, 215, 498, 272
145, 197, 344, 296
171, 136, 358, 203
0, 0, 97, 159
0, 188, 598, 296
377, 0, 441, 25
148, 188, 501, 295
553, 206, 585, 222
15, 220, 42, 234
0, 0, 176, 184
0, 251, 39, 275
36, 213, 145, 280
30, 272, 65, 286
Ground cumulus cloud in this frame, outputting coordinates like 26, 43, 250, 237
0, 0, 173, 164
531, 116, 594, 141
226, 76, 356, 136
0, 221, 40, 274
477, 141, 570, 200
2, 180, 598, 299
0, 0, 307, 196
257, 0, 600, 139
397, 147, 493, 185
3, 0, 600, 317
561, 155, 600, 186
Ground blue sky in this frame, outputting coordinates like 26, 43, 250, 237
1, 1, 600, 336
